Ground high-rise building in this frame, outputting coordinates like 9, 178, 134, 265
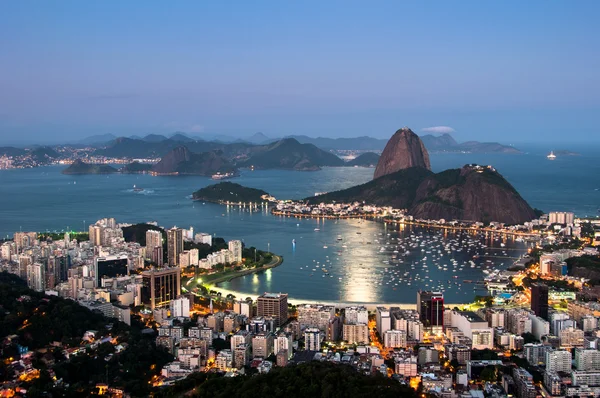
342, 323, 369, 344
233, 298, 252, 317
257, 293, 288, 327
141, 267, 181, 309
14, 232, 37, 253
170, 296, 190, 318
304, 328, 321, 351
417, 291, 444, 329
274, 332, 293, 360
549, 212, 575, 225
146, 230, 163, 261
575, 348, 600, 371
376, 307, 391, 338
167, 227, 183, 266
95, 255, 128, 286
297, 304, 336, 331
546, 349, 572, 373
531, 283, 549, 320
228, 240, 243, 263
344, 306, 369, 325
384, 330, 407, 348
27, 263, 45, 292
252, 332, 274, 358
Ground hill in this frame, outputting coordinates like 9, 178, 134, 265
61, 159, 118, 174
238, 138, 344, 171
421, 134, 521, 153
287, 135, 388, 150
120, 161, 154, 173
151, 146, 236, 176
346, 152, 381, 167
155, 361, 418, 398
192, 182, 270, 203
306, 165, 536, 224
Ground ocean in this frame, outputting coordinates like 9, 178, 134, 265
0, 144, 597, 304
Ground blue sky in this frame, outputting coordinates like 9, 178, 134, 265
1, 1, 599, 144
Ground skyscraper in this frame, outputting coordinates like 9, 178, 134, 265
417, 291, 444, 329
228, 240, 243, 263
531, 283, 549, 320
141, 267, 181, 309
146, 230, 163, 262
94, 255, 129, 287
257, 293, 288, 327
167, 227, 183, 266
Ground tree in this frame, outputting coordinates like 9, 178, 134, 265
521, 332, 539, 345
480, 366, 497, 382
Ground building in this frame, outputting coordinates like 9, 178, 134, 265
418, 347, 439, 365
513, 367, 536, 398
546, 349, 572, 373
274, 333, 293, 360
234, 343, 250, 369
575, 348, 600, 371
572, 371, 600, 387
141, 267, 181, 309
257, 293, 288, 327
167, 227, 183, 266
383, 330, 407, 348
304, 328, 321, 351
326, 316, 342, 342
394, 355, 418, 377
252, 333, 274, 358
531, 283, 549, 320
146, 230, 163, 262
231, 330, 252, 351
417, 291, 444, 329
233, 299, 252, 318
549, 211, 575, 225
445, 344, 471, 365
27, 263, 45, 292
297, 304, 336, 332
342, 323, 369, 344
448, 310, 493, 350
170, 296, 190, 318
95, 255, 128, 286
529, 313, 550, 340
524, 343, 548, 366
560, 327, 585, 348
344, 306, 368, 325
228, 240, 243, 263
376, 307, 391, 338
215, 349, 233, 371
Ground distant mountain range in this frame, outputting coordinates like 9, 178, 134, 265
73, 131, 521, 154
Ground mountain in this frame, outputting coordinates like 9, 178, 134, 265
142, 134, 168, 143
374, 127, 431, 179
0, 147, 27, 157
420, 134, 520, 153
77, 134, 117, 146
306, 165, 536, 224
169, 132, 195, 142
192, 182, 269, 203
238, 138, 344, 171
29, 146, 59, 162
246, 132, 270, 144
420, 134, 458, 150
151, 146, 236, 176
287, 135, 388, 150
346, 152, 380, 167
61, 159, 118, 175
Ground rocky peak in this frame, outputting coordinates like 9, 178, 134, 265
374, 127, 431, 179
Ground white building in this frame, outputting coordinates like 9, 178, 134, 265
449, 310, 493, 350
384, 330, 407, 348
546, 349, 572, 373
304, 328, 321, 351
228, 240, 243, 263
575, 349, 600, 371
170, 296, 191, 318
376, 307, 391, 338
345, 306, 369, 325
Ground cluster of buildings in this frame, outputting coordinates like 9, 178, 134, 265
0, 219, 246, 326
273, 201, 404, 220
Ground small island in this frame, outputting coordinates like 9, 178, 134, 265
192, 182, 272, 204
62, 159, 118, 175
346, 152, 380, 167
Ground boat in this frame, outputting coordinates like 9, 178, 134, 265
337, 235, 342, 241
292, 239, 296, 245
323, 245, 328, 249
314, 228, 320, 231
133, 184, 144, 192
547, 151, 556, 160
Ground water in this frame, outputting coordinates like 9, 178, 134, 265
1, 145, 598, 304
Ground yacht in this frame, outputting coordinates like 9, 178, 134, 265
547, 151, 556, 160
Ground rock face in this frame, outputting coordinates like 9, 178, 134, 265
374, 128, 431, 179
305, 164, 537, 224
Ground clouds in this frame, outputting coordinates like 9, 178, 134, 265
421, 126, 456, 134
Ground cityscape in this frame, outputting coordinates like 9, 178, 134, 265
2, 1, 600, 398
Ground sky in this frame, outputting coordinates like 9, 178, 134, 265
1, 1, 599, 145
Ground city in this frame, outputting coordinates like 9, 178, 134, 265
0, 210, 598, 396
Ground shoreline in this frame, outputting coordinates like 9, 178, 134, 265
186, 254, 284, 287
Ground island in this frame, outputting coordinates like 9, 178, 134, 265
119, 161, 154, 173
192, 182, 271, 204
61, 159, 118, 174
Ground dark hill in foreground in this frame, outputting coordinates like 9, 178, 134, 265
306, 165, 537, 224
156, 361, 418, 398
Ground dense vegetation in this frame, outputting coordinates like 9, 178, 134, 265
0, 272, 172, 396
192, 182, 269, 203
155, 361, 418, 398
61, 159, 118, 174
